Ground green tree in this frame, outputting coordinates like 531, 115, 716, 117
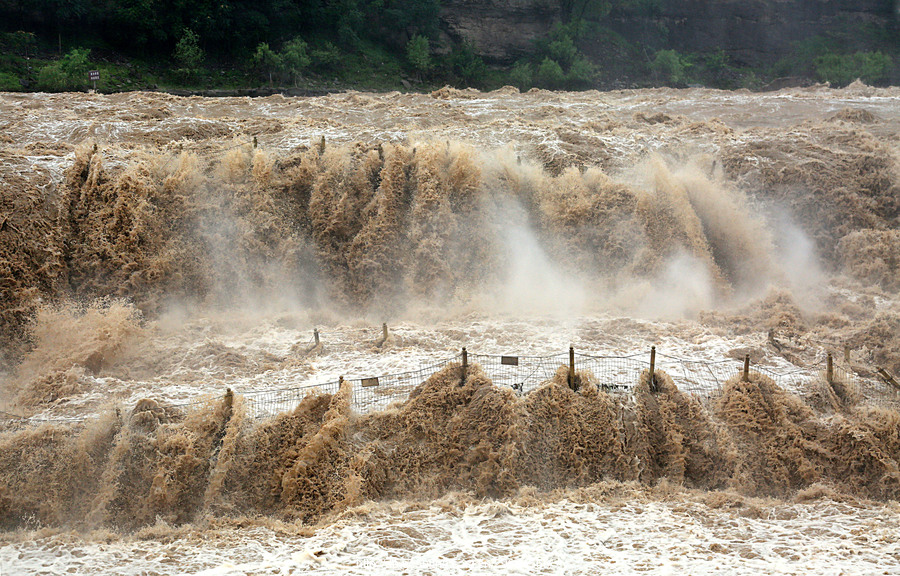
548, 34, 579, 68
0, 72, 22, 91
36, 47, 90, 91
509, 60, 533, 90
450, 42, 487, 87
536, 57, 565, 89
253, 42, 282, 86
2, 31, 36, 58
701, 49, 733, 87
530, 21, 600, 90
325, 0, 364, 46
384, 0, 442, 35
651, 49, 690, 84
566, 56, 596, 88
406, 34, 432, 80
175, 28, 204, 78
281, 36, 311, 85
309, 42, 342, 73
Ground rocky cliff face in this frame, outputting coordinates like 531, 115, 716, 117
439, 0, 561, 62
651, 0, 895, 66
440, 0, 897, 65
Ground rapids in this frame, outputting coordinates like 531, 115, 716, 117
1, 83, 899, 574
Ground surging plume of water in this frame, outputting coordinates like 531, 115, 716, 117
2, 138, 825, 359
4, 300, 144, 411
2, 363, 898, 532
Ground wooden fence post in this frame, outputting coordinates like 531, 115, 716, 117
877, 367, 900, 390
742, 354, 750, 382
827, 353, 834, 385
461, 347, 468, 385
649, 346, 656, 392
313, 328, 320, 346
568, 346, 576, 391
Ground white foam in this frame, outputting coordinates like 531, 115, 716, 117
3, 496, 898, 575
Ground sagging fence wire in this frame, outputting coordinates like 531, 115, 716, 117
240, 356, 458, 418
3, 346, 900, 429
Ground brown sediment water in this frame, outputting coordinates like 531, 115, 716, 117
2, 88, 898, 351
0, 86, 899, 554
2, 363, 898, 532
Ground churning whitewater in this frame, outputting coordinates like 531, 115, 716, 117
1, 84, 899, 574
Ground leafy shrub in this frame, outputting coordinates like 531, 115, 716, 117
252, 43, 282, 85
281, 37, 311, 84
36, 48, 91, 91
310, 42, 342, 73
536, 57, 565, 89
406, 34, 432, 78
739, 70, 762, 90
566, 56, 596, 88
450, 42, 487, 87
548, 34, 578, 69
0, 71, 22, 91
251, 37, 313, 86
509, 60, 533, 90
702, 50, 728, 82
692, 49, 745, 89
1, 31, 36, 58
174, 29, 204, 78
651, 49, 691, 85
815, 51, 893, 86
530, 22, 600, 90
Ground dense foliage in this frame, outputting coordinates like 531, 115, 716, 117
0, 0, 440, 56
0, 0, 896, 92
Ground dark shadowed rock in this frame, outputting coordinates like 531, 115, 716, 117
439, 0, 896, 67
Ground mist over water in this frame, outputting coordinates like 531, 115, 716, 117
9, 135, 799, 325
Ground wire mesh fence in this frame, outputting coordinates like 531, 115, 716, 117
239, 357, 458, 418
0, 410, 87, 432
469, 353, 568, 395
578, 353, 648, 393
3, 346, 900, 430
654, 353, 741, 399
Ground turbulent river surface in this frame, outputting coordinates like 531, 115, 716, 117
1, 83, 899, 574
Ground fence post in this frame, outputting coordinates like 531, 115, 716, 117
568, 346, 576, 391
382, 322, 389, 341
827, 353, 834, 385
649, 346, 656, 392
252, 136, 258, 149
461, 347, 468, 385
314, 328, 320, 346
877, 367, 900, 390
844, 345, 850, 364
742, 354, 750, 382
319, 135, 326, 155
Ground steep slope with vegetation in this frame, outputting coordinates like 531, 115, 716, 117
0, 0, 897, 92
